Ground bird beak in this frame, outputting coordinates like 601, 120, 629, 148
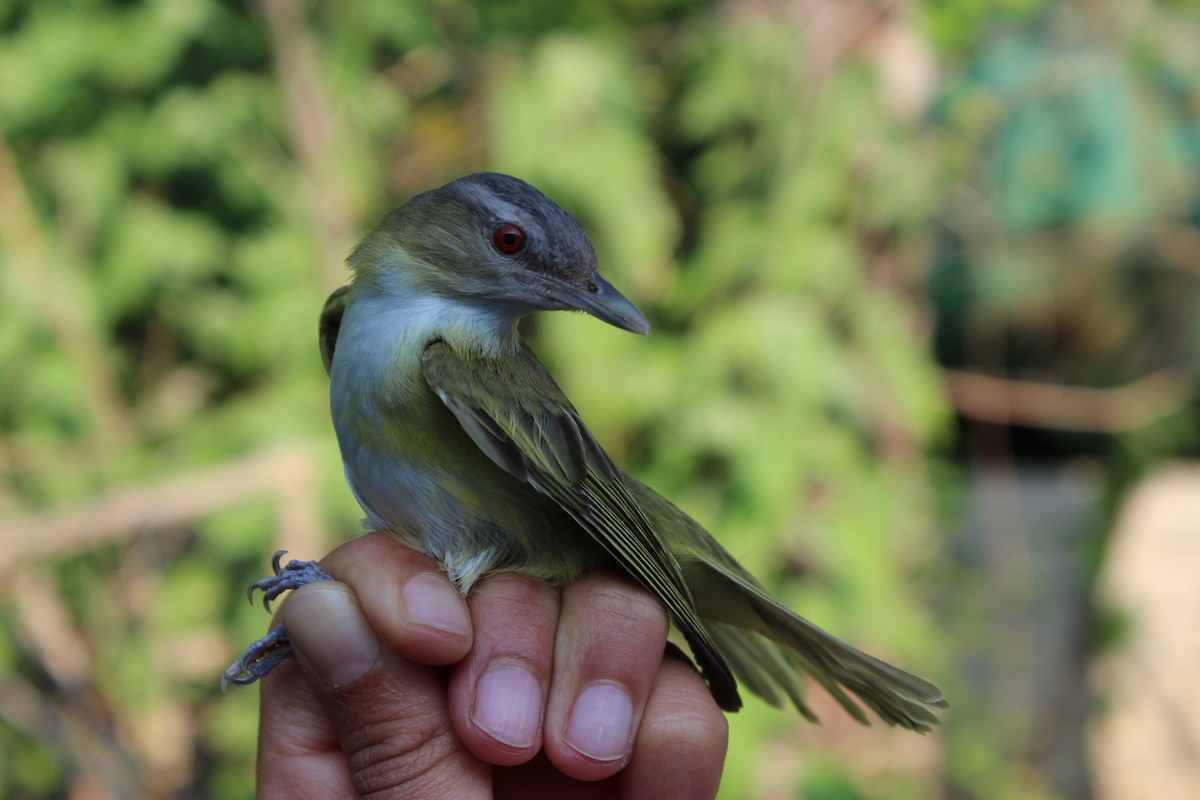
534, 272, 651, 336
525, 271, 652, 335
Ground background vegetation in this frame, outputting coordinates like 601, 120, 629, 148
2, 0, 1198, 797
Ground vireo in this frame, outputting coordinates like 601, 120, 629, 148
226, 173, 947, 731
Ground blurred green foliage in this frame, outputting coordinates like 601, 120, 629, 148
2, 0, 1198, 798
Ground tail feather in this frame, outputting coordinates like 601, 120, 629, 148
710, 613, 877, 726
703, 621, 816, 720
756, 599, 946, 731
690, 558, 948, 733
630, 480, 947, 731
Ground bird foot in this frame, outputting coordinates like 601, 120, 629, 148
222, 623, 292, 691
247, 550, 334, 612
223, 551, 334, 690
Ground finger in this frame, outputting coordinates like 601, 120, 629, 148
543, 572, 670, 781
619, 644, 728, 800
448, 572, 560, 766
321, 531, 472, 666
257, 647, 356, 799
280, 581, 490, 799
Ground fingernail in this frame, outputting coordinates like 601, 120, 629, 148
403, 573, 470, 636
472, 664, 542, 749
285, 585, 379, 688
565, 683, 634, 762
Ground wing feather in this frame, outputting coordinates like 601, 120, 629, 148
319, 285, 352, 375
421, 339, 741, 710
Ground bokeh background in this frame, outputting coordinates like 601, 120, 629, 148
2, 0, 1199, 797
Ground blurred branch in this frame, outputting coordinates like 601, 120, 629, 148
4, 572, 150, 799
943, 368, 1191, 433
1153, 223, 1200, 279
0, 444, 324, 573
0, 134, 134, 450
11, 570, 93, 687
0, 674, 147, 800
257, 0, 361, 288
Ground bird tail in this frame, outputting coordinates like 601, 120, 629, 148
689, 557, 948, 732
628, 479, 946, 730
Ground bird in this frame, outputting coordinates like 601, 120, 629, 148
225, 172, 947, 731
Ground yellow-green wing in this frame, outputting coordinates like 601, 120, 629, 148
319, 285, 352, 376
421, 339, 741, 711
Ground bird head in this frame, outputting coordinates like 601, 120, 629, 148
350, 173, 650, 336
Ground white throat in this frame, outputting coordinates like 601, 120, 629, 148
353, 253, 523, 359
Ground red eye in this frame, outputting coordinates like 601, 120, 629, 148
492, 223, 526, 255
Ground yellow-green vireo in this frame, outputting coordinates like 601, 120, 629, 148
225, 173, 947, 731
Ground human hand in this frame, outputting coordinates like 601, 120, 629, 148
253, 532, 728, 799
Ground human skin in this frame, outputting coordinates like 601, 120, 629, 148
253, 532, 729, 799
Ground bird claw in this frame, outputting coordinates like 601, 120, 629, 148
246, 550, 333, 612
224, 551, 334, 690
222, 624, 292, 692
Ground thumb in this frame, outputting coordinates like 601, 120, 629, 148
267, 582, 490, 799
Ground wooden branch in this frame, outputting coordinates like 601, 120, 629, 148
0, 445, 325, 573
257, 0, 361, 288
943, 368, 1191, 433
0, 133, 134, 450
